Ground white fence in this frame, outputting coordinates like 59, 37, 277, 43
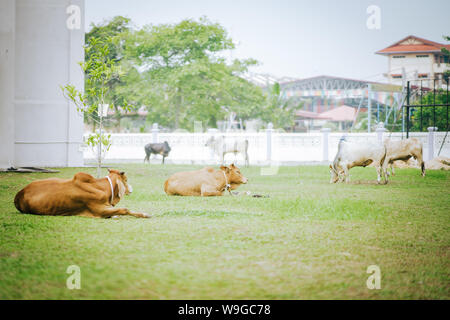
83, 127, 450, 165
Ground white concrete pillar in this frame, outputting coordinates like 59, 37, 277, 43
321, 128, 331, 161
427, 127, 438, 161
152, 123, 159, 143
14, 0, 85, 167
266, 122, 273, 161
376, 127, 386, 145
0, 0, 16, 168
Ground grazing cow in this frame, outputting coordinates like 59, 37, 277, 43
330, 139, 387, 184
205, 136, 249, 167
144, 141, 171, 164
383, 138, 425, 177
164, 164, 248, 196
14, 169, 150, 218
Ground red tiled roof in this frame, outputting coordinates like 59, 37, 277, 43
296, 110, 321, 119
376, 35, 450, 55
317, 106, 356, 122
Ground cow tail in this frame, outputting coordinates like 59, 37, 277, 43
421, 144, 425, 175
14, 189, 25, 213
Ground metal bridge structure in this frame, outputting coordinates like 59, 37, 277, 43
280, 75, 403, 132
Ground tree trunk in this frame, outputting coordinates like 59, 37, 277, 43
174, 89, 183, 130
114, 105, 121, 132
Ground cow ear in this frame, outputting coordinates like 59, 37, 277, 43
329, 165, 332, 169
230, 163, 236, 168
117, 180, 126, 199
220, 165, 226, 171
107, 168, 111, 173
120, 171, 125, 175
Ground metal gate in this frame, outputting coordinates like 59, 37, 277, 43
404, 78, 449, 138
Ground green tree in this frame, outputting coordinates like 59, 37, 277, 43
85, 16, 138, 131
441, 35, 450, 82
128, 17, 265, 130
259, 83, 302, 130
410, 90, 449, 131
61, 36, 128, 176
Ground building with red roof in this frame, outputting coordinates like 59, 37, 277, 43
296, 105, 357, 131
376, 35, 449, 87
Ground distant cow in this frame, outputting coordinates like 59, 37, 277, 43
330, 139, 387, 184
144, 141, 171, 164
164, 163, 248, 196
205, 136, 249, 167
383, 138, 425, 177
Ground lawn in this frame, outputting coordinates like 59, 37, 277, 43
0, 164, 449, 299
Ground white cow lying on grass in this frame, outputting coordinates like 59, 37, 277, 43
426, 156, 450, 170
330, 139, 387, 184
390, 156, 449, 171
383, 138, 425, 177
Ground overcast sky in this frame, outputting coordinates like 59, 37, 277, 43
85, 0, 450, 82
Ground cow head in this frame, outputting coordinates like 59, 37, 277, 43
220, 163, 248, 186
329, 164, 339, 183
108, 169, 133, 200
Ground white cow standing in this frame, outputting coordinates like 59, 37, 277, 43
383, 138, 425, 177
330, 139, 388, 184
205, 136, 249, 167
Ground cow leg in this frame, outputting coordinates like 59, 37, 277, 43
390, 162, 395, 176
342, 165, 350, 183
162, 156, 165, 165
376, 166, 383, 184
87, 204, 151, 219
338, 170, 345, 183
245, 152, 249, 167
382, 157, 390, 182
414, 153, 425, 177
379, 161, 389, 184
200, 184, 223, 197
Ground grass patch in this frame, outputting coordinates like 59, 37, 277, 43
0, 164, 449, 299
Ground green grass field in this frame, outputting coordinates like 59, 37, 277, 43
0, 164, 449, 299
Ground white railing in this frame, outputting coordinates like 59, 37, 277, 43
83, 126, 450, 165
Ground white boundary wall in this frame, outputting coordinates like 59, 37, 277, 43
84, 130, 450, 165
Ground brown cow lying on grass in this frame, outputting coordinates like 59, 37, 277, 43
164, 164, 248, 196
14, 169, 150, 218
